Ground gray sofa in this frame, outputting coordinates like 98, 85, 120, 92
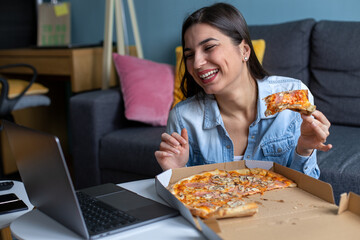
70, 19, 360, 205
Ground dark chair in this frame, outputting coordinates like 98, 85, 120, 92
0, 63, 51, 121
0, 63, 51, 177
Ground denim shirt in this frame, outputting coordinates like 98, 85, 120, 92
167, 76, 320, 179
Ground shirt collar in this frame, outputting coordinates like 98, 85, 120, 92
202, 76, 275, 129
203, 95, 223, 129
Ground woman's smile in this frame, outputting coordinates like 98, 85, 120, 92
198, 68, 219, 84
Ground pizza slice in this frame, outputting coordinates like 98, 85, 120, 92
205, 199, 258, 219
248, 168, 297, 192
182, 194, 258, 219
263, 89, 316, 117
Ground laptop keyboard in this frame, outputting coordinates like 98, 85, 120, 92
76, 191, 139, 234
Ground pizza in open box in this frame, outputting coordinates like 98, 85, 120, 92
169, 168, 297, 219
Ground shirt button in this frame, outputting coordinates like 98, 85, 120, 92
277, 148, 282, 153
246, 155, 250, 159
226, 145, 231, 149
304, 166, 308, 170
251, 135, 255, 139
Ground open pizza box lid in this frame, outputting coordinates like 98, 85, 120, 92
155, 160, 360, 240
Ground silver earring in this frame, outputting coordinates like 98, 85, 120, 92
244, 57, 248, 61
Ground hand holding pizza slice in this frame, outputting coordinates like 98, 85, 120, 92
297, 110, 333, 155
263, 89, 332, 155
263, 89, 316, 117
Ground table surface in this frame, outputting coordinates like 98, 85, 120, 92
0, 47, 117, 93
10, 179, 205, 240
0, 180, 33, 229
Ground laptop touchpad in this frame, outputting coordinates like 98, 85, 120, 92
97, 191, 154, 212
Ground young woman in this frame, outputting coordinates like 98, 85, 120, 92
154, 3, 332, 178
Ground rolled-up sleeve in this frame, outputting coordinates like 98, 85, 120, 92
290, 150, 320, 178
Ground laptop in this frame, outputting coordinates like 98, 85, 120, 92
2, 120, 178, 239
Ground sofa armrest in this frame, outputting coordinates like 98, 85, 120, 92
70, 88, 126, 188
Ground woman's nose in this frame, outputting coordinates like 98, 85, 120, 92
194, 52, 207, 69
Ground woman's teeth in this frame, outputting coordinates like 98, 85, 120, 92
200, 69, 219, 80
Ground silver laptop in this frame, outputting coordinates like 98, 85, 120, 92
2, 120, 178, 239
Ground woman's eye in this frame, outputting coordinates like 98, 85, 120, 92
184, 53, 194, 59
205, 45, 216, 51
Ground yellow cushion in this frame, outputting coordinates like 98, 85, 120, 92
172, 39, 266, 108
172, 46, 186, 109
0, 79, 49, 99
251, 39, 266, 64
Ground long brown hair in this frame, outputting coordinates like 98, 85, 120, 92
180, 3, 268, 99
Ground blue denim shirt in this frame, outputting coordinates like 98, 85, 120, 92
167, 76, 320, 179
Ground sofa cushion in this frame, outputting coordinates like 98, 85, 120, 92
3, 79, 49, 98
317, 125, 360, 205
310, 21, 360, 127
99, 126, 165, 177
172, 46, 186, 109
113, 53, 175, 126
249, 19, 316, 86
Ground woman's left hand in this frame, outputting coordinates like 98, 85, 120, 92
296, 110, 333, 156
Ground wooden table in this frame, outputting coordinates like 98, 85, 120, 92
0, 47, 117, 93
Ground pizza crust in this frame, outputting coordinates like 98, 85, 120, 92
286, 104, 316, 115
249, 167, 268, 176
188, 200, 258, 219
207, 202, 258, 219
189, 206, 214, 219
229, 168, 251, 175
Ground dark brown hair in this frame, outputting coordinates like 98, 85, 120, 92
180, 3, 268, 98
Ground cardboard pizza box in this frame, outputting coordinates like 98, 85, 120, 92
155, 160, 360, 240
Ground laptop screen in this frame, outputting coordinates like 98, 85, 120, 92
3, 120, 89, 238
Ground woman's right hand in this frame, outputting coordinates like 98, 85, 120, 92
155, 128, 189, 171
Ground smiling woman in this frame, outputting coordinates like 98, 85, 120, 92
154, 2, 332, 179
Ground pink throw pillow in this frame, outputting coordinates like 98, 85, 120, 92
113, 53, 174, 126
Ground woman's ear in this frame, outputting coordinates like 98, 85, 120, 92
240, 40, 251, 62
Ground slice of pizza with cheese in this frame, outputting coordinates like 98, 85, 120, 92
263, 89, 316, 117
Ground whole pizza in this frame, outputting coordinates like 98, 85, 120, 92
169, 168, 297, 219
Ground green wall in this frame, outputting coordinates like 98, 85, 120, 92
68, 0, 360, 65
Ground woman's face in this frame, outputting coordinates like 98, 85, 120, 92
183, 23, 249, 95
